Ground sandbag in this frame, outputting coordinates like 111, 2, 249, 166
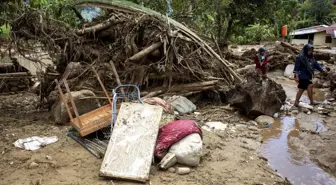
169, 133, 203, 166
154, 120, 202, 159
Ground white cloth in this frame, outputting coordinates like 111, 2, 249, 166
13, 136, 58, 151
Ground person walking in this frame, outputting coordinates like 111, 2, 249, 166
293, 44, 327, 107
254, 47, 269, 76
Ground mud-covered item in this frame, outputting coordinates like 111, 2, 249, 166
168, 133, 203, 167
154, 120, 202, 159
226, 72, 286, 117
100, 103, 163, 182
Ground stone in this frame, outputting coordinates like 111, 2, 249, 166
255, 115, 275, 125
226, 73, 286, 117
46, 155, 52, 160
168, 167, 176, 173
291, 110, 299, 114
284, 64, 295, 79
176, 167, 191, 175
51, 90, 101, 124
169, 96, 196, 115
29, 162, 39, 169
202, 122, 228, 132
328, 112, 336, 117
248, 120, 258, 126
322, 82, 330, 88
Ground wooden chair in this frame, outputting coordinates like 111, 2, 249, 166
55, 68, 113, 137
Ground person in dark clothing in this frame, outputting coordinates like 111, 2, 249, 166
254, 47, 269, 75
293, 44, 326, 106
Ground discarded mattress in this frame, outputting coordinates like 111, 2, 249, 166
154, 120, 202, 159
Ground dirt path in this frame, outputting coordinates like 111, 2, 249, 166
0, 107, 288, 185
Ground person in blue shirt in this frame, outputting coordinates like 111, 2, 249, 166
293, 44, 327, 107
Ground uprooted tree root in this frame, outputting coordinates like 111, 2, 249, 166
9, 5, 241, 100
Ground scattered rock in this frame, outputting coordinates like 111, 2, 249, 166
328, 112, 336, 117
248, 120, 258, 126
169, 96, 196, 115
9, 161, 14, 165
291, 110, 299, 114
46, 155, 52, 160
284, 64, 295, 79
202, 122, 228, 135
29, 162, 39, 169
176, 167, 191, 175
51, 90, 101, 124
168, 167, 176, 173
255, 115, 275, 125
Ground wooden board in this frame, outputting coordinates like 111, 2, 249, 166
99, 102, 163, 182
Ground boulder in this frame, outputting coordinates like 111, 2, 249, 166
284, 64, 295, 79
226, 72, 287, 117
51, 90, 101, 124
169, 96, 196, 115
255, 115, 275, 125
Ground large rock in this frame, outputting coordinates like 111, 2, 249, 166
284, 64, 295, 79
51, 90, 101, 124
169, 96, 196, 115
255, 115, 275, 125
225, 72, 287, 117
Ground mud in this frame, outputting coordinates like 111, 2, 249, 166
261, 117, 336, 185
0, 107, 288, 185
261, 70, 336, 185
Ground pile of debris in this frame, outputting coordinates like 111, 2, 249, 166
9, 1, 240, 103
226, 41, 335, 77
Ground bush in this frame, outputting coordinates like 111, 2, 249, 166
231, 24, 277, 44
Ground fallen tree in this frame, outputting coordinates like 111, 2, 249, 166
9, 0, 241, 100
224, 72, 287, 117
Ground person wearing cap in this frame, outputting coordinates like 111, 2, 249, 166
254, 47, 269, 75
293, 44, 327, 106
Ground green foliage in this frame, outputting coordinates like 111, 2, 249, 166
0, 24, 11, 38
231, 24, 277, 44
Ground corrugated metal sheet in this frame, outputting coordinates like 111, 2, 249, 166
290, 25, 328, 36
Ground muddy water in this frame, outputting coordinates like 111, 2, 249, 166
261, 117, 336, 185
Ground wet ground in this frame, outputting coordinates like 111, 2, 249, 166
261, 117, 336, 185
260, 71, 336, 185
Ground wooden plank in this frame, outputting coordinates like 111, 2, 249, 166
100, 102, 163, 182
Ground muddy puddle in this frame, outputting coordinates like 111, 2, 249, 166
261, 117, 336, 185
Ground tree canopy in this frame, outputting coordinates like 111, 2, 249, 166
1, 0, 336, 44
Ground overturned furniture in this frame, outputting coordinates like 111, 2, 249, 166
55, 68, 113, 137
100, 102, 163, 182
